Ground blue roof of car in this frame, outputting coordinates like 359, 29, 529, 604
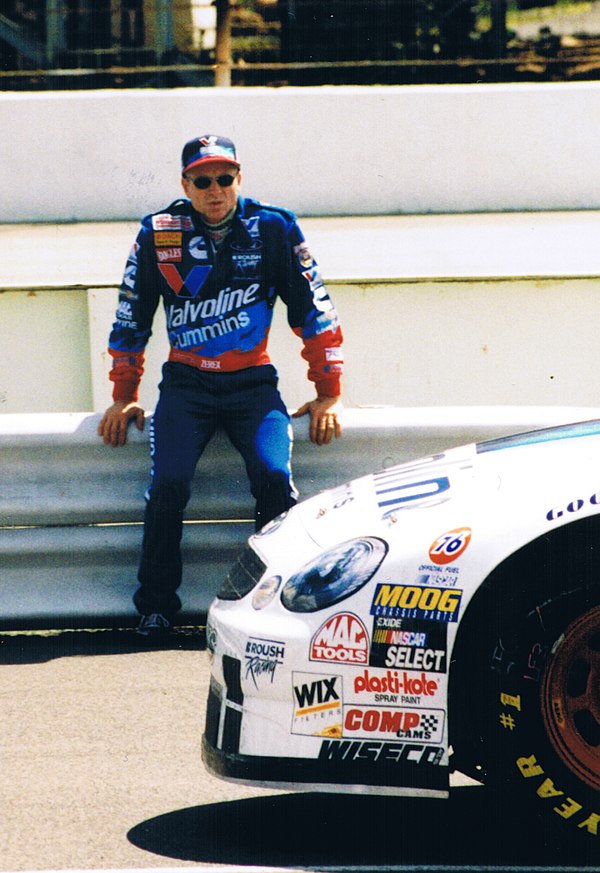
477, 419, 600, 454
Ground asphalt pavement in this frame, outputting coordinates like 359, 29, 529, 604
0, 629, 274, 871
1, 629, 598, 873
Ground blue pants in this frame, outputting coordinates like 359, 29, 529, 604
134, 362, 297, 617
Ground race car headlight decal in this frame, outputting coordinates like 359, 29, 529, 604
217, 545, 267, 601
281, 537, 388, 613
252, 575, 283, 610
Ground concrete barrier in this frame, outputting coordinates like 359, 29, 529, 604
2, 405, 600, 630
5, 240, 600, 415
3, 83, 600, 222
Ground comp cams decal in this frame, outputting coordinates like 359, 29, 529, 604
343, 704, 445, 743
372, 451, 474, 518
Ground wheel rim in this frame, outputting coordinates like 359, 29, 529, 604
541, 604, 600, 791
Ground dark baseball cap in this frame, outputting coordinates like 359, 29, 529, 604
181, 135, 240, 173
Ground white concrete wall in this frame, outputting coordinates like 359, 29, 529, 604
0, 289, 93, 413
2, 276, 598, 415
132, 277, 600, 415
3, 82, 600, 222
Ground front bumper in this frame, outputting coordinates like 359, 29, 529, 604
203, 652, 449, 798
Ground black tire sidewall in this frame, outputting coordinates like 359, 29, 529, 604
485, 584, 600, 843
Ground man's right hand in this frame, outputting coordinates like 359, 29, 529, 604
98, 401, 145, 447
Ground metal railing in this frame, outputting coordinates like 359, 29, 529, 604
2, 406, 599, 630
3, 50, 600, 88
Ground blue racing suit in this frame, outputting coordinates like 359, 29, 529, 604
106, 195, 344, 617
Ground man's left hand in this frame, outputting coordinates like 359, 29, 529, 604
292, 396, 342, 445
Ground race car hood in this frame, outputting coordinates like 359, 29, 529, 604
293, 442, 480, 550
291, 419, 600, 552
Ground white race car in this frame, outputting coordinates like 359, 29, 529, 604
203, 419, 600, 847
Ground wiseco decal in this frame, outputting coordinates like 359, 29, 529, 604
318, 739, 445, 766
310, 613, 369, 664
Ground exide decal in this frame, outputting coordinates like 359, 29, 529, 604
310, 613, 369, 664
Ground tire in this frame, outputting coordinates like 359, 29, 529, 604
479, 581, 600, 846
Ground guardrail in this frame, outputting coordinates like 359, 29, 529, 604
2, 406, 599, 631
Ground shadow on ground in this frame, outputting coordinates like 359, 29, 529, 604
127, 786, 597, 870
0, 628, 205, 663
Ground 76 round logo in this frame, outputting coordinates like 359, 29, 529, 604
428, 527, 472, 565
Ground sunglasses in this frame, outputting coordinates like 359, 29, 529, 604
184, 173, 237, 190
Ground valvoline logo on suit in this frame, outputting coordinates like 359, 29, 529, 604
158, 264, 213, 298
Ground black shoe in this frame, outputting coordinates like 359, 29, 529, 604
136, 613, 171, 637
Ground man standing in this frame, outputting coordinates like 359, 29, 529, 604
98, 134, 344, 636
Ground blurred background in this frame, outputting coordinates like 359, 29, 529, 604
2, 0, 600, 90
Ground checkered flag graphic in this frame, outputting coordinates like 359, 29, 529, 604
420, 714, 439, 733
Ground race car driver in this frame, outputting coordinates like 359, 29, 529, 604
98, 134, 344, 637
